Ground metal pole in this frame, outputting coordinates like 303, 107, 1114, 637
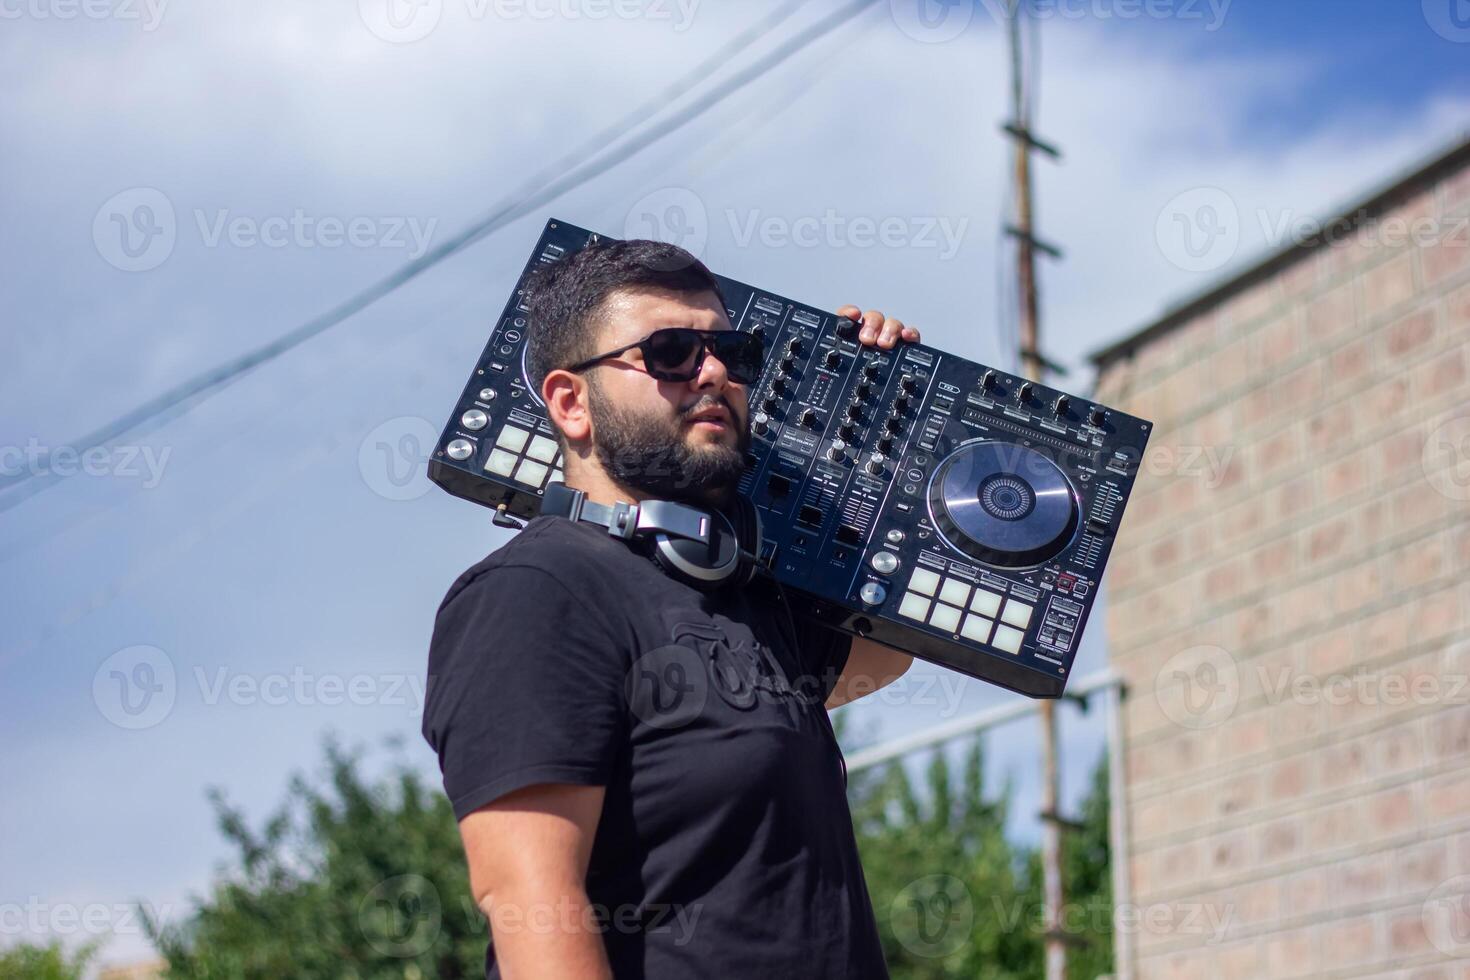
1106, 681, 1135, 980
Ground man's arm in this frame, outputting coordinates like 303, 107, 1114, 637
459, 783, 613, 980
825, 637, 913, 710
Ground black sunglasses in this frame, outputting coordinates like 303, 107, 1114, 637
566, 327, 766, 384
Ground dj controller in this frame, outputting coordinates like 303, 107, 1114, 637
429, 219, 1151, 698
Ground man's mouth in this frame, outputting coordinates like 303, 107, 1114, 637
685, 406, 732, 428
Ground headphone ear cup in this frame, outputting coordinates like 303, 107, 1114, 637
649, 507, 741, 591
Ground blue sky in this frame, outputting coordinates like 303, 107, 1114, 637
2, 0, 1467, 970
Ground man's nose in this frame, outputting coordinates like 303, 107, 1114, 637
692, 345, 731, 391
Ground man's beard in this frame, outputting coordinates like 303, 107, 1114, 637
587, 378, 749, 506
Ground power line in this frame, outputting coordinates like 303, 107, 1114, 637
0, 0, 882, 514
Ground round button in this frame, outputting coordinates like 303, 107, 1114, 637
906, 468, 925, 483
885, 529, 905, 545
870, 551, 899, 575
461, 409, 488, 430
477, 388, 497, 402
446, 439, 474, 461
859, 581, 888, 605
504, 330, 522, 343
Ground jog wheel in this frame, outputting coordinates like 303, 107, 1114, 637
927, 441, 1080, 568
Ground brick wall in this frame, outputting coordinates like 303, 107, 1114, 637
1094, 156, 1470, 979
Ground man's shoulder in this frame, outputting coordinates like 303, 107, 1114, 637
438, 515, 626, 611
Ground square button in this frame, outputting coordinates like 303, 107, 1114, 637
992, 624, 1024, 654
898, 591, 931, 621
495, 425, 531, 453
484, 448, 518, 477
526, 435, 559, 463
550, 468, 565, 485
908, 567, 940, 596
513, 459, 549, 487
960, 614, 993, 644
939, 577, 972, 608
969, 588, 1003, 618
928, 603, 962, 633
1000, 599, 1033, 630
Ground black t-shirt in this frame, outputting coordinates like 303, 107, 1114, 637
422, 514, 890, 979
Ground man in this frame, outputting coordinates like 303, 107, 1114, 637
422, 238, 921, 979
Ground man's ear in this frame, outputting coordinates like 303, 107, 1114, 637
542, 369, 592, 444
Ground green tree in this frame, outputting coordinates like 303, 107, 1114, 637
0, 939, 101, 980
841, 719, 1115, 980
143, 740, 484, 979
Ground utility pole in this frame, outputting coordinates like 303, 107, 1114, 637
1002, 2, 1069, 979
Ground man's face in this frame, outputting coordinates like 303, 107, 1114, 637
582, 287, 751, 505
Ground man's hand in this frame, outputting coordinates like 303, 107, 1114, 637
836, 305, 921, 349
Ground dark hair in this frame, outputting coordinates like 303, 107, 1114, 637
523, 238, 727, 396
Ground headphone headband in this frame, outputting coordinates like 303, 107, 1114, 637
540, 482, 759, 590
